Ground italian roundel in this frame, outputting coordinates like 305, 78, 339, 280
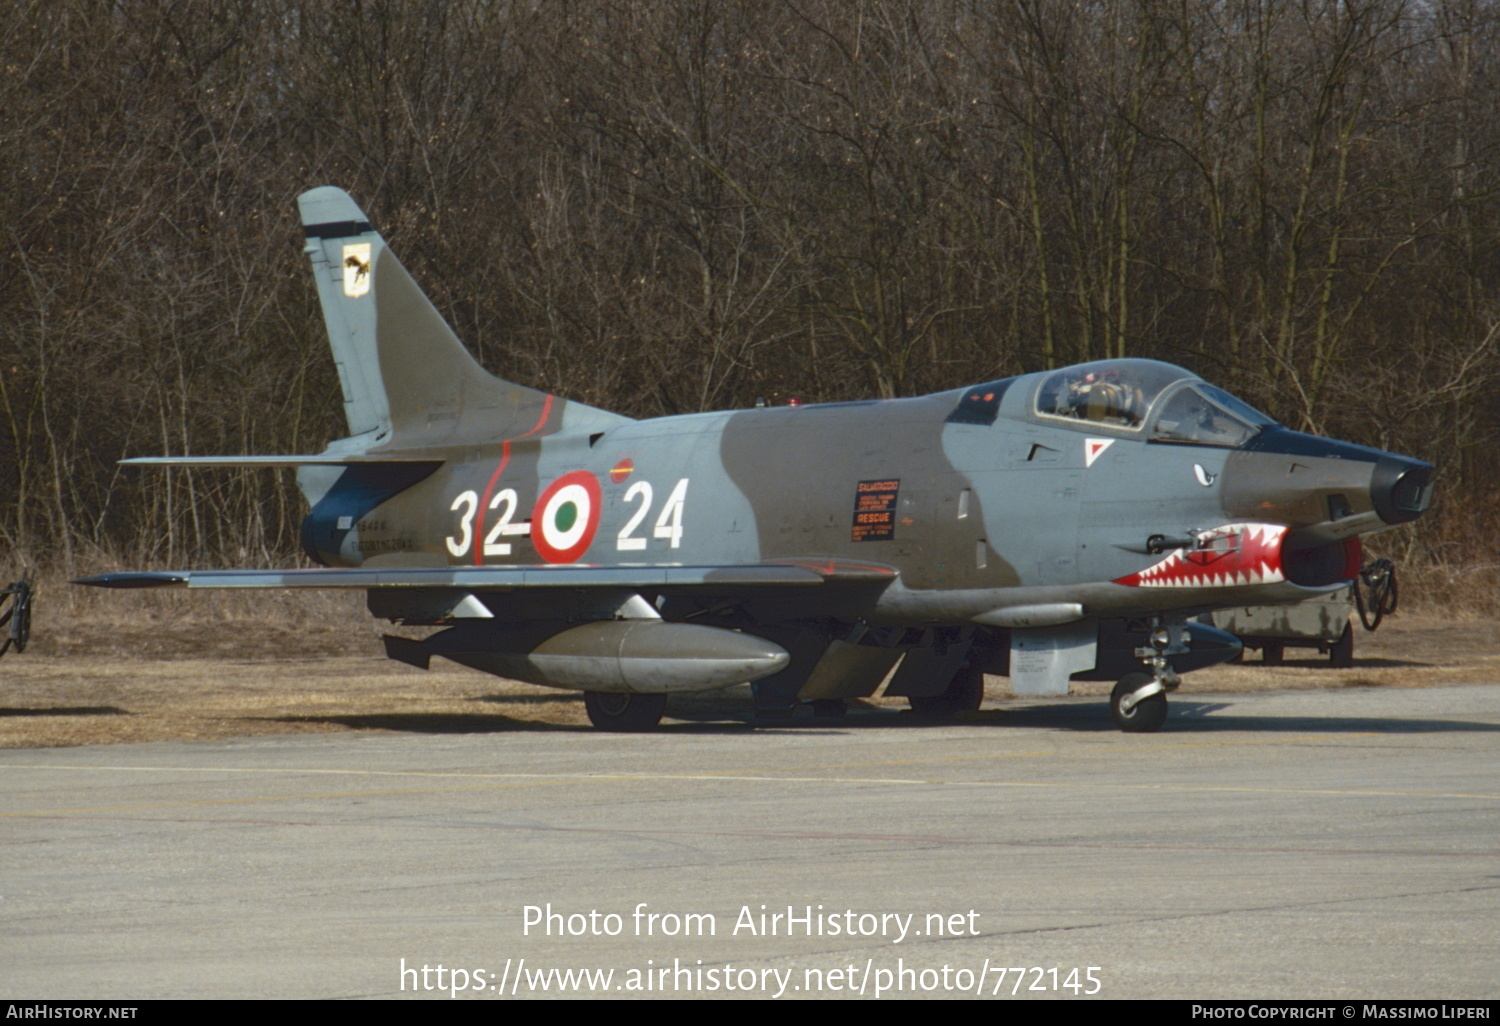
532, 470, 602, 564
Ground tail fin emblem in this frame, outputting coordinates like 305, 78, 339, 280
342, 243, 372, 297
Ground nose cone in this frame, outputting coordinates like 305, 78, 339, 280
1223, 427, 1435, 531
1371, 455, 1435, 525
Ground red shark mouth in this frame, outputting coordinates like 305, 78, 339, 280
1114, 523, 1288, 588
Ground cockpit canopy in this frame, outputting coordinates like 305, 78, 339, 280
1033, 359, 1276, 448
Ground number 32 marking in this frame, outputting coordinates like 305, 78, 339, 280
446, 488, 530, 558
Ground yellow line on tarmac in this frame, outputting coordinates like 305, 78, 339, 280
0, 730, 1408, 785
0, 779, 594, 817
713, 731, 1397, 777
4, 760, 1497, 820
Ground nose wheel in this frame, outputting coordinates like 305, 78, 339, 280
1110, 673, 1168, 732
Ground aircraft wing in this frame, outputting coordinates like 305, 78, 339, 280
74, 561, 896, 592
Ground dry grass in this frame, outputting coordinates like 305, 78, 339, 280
1396, 562, 1500, 619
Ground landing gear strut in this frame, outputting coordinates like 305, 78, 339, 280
1110, 617, 1182, 733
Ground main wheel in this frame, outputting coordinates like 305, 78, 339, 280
909, 663, 985, 716
1261, 641, 1284, 665
1328, 625, 1354, 668
583, 691, 667, 731
1110, 672, 1168, 733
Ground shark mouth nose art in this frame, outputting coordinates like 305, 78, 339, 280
1114, 523, 1287, 588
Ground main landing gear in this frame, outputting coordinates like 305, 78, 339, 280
908, 663, 985, 717
583, 691, 667, 732
1110, 617, 1182, 733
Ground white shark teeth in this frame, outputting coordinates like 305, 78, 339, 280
1115, 522, 1288, 588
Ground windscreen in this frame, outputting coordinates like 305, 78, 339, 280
1150, 384, 1274, 447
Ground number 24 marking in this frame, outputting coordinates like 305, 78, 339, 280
617, 478, 688, 551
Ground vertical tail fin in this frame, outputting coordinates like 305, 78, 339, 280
298, 187, 627, 451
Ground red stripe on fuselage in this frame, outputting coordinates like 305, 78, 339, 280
473, 395, 555, 566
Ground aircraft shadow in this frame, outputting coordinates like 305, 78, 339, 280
1245, 657, 1431, 670
258, 695, 1499, 737
0, 705, 128, 718
659, 699, 1500, 736
261, 712, 578, 733
971, 700, 1500, 734
469, 692, 765, 733
260, 711, 766, 736
472, 693, 584, 706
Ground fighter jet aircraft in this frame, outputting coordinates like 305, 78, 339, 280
78, 187, 1435, 732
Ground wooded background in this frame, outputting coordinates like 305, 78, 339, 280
3, 0, 1496, 590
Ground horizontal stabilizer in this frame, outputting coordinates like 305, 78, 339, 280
122, 455, 443, 468
74, 562, 896, 592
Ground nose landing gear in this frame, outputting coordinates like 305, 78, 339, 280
1110, 617, 1183, 732
1111, 673, 1169, 732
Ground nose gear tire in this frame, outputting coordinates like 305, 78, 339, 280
1111, 672, 1168, 733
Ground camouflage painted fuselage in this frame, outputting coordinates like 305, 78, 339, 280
305, 369, 1429, 632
